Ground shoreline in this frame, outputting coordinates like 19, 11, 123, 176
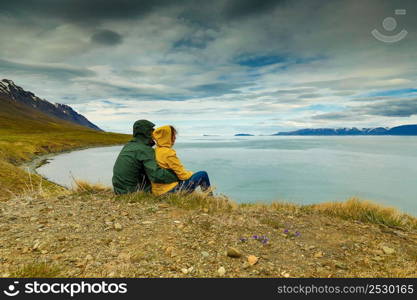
19, 144, 125, 185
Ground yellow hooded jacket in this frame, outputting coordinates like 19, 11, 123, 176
151, 125, 193, 195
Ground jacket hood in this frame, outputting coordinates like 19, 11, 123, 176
133, 120, 155, 144
152, 125, 173, 147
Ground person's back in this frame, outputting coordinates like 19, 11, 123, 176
112, 120, 178, 195
151, 125, 193, 196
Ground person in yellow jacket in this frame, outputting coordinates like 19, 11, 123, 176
151, 125, 212, 196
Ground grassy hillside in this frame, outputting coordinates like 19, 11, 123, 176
0, 96, 130, 196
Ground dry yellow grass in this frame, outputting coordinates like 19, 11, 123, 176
10, 262, 62, 278
308, 198, 417, 231
70, 181, 417, 232
72, 179, 112, 194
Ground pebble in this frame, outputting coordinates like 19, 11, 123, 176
226, 247, 242, 258
335, 262, 348, 270
381, 246, 395, 255
314, 251, 324, 258
247, 255, 259, 265
201, 251, 210, 258
281, 271, 290, 277
114, 223, 122, 231
217, 267, 226, 276
85, 254, 93, 261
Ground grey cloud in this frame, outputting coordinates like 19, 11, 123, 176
298, 93, 321, 99
363, 98, 417, 117
0, 0, 180, 24
75, 79, 189, 102
313, 98, 417, 120
91, 29, 123, 46
223, 0, 288, 19
333, 91, 356, 97
312, 112, 363, 121
101, 100, 129, 109
274, 88, 317, 95
0, 59, 95, 80
1, 0, 292, 25
189, 82, 246, 97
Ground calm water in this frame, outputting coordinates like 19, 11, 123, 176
36, 136, 417, 215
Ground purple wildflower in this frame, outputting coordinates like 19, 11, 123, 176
239, 237, 248, 242
283, 229, 289, 234
252, 235, 259, 240
295, 231, 301, 237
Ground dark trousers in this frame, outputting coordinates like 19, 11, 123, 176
169, 171, 211, 193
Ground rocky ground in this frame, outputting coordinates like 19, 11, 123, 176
1, 190, 416, 278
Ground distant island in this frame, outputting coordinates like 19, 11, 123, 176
272, 125, 417, 136
234, 133, 255, 136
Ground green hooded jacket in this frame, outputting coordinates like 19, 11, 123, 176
112, 120, 178, 194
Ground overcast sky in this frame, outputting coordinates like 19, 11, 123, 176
1, 0, 416, 135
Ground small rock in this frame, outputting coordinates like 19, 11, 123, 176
226, 247, 242, 258
281, 271, 290, 277
114, 223, 123, 231
181, 268, 189, 274
32, 240, 41, 250
165, 247, 176, 257
381, 246, 395, 255
217, 267, 226, 276
335, 262, 348, 270
247, 255, 259, 265
393, 230, 408, 238
85, 254, 93, 261
201, 251, 210, 258
141, 221, 152, 225
314, 251, 324, 258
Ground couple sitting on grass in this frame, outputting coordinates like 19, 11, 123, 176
112, 119, 212, 196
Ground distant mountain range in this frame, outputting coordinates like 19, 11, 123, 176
273, 125, 417, 136
0, 79, 101, 131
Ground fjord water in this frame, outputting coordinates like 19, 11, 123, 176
36, 136, 417, 216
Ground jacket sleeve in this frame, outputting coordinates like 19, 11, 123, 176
165, 149, 193, 180
140, 148, 178, 184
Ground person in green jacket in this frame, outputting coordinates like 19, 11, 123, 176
112, 120, 178, 195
